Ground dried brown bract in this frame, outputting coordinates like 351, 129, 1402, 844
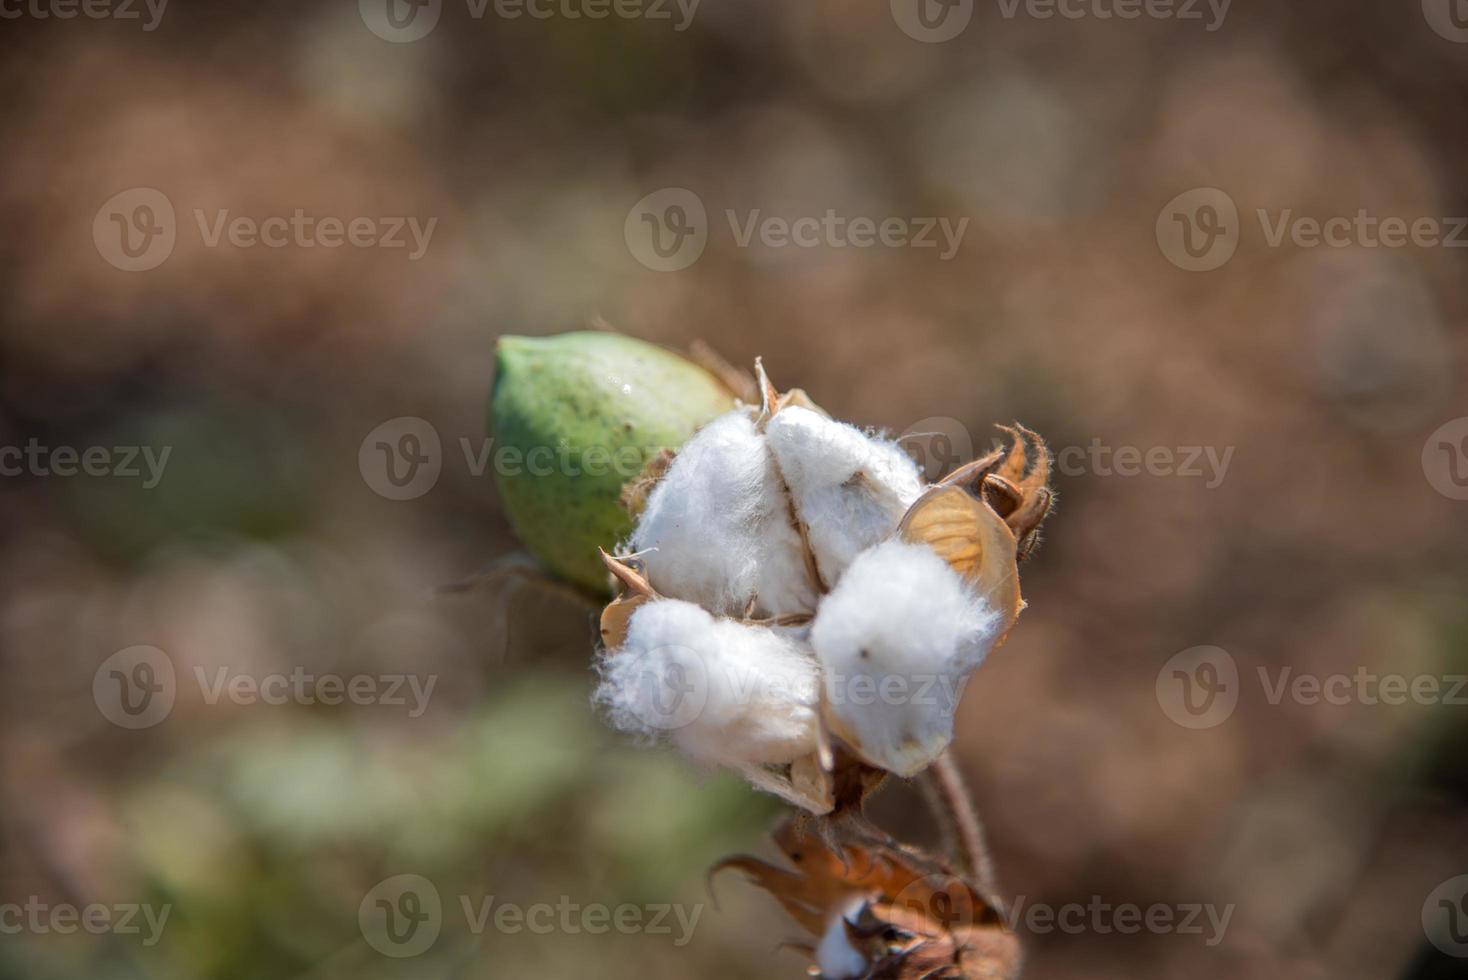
715, 815, 1021, 979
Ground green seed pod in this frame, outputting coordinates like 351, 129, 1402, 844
490, 331, 736, 595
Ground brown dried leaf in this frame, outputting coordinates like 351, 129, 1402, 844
714, 816, 1020, 979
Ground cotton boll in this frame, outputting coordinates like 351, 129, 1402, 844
631, 410, 817, 617
811, 540, 1000, 776
595, 599, 821, 768
765, 406, 924, 586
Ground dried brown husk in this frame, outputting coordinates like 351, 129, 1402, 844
714, 815, 1021, 979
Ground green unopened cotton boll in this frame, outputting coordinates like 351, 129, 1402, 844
490, 331, 736, 594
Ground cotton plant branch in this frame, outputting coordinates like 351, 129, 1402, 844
486, 331, 1054, 979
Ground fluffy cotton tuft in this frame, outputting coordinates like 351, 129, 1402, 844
595, 599, 821, 768
815, 898, 872, 980
764, 406, 924, 587
631, 410, 817, 617
810, 540, 1000, 776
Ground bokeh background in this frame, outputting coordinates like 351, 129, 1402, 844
3, 1, 1468, 977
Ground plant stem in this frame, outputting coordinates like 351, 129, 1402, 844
929, 750, 1001, 904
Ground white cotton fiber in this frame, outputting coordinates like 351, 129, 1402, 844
815, 898, 872, 980
810, 540, 1000, 776
595, 599, 821, 768
631, 410, 817, 617
764, 406, 924, 587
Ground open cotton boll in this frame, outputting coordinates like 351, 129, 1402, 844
631, 410, 817, 617
595, 599, 821, 768
811, 539, 1001, 777
764, 406, 924, 587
